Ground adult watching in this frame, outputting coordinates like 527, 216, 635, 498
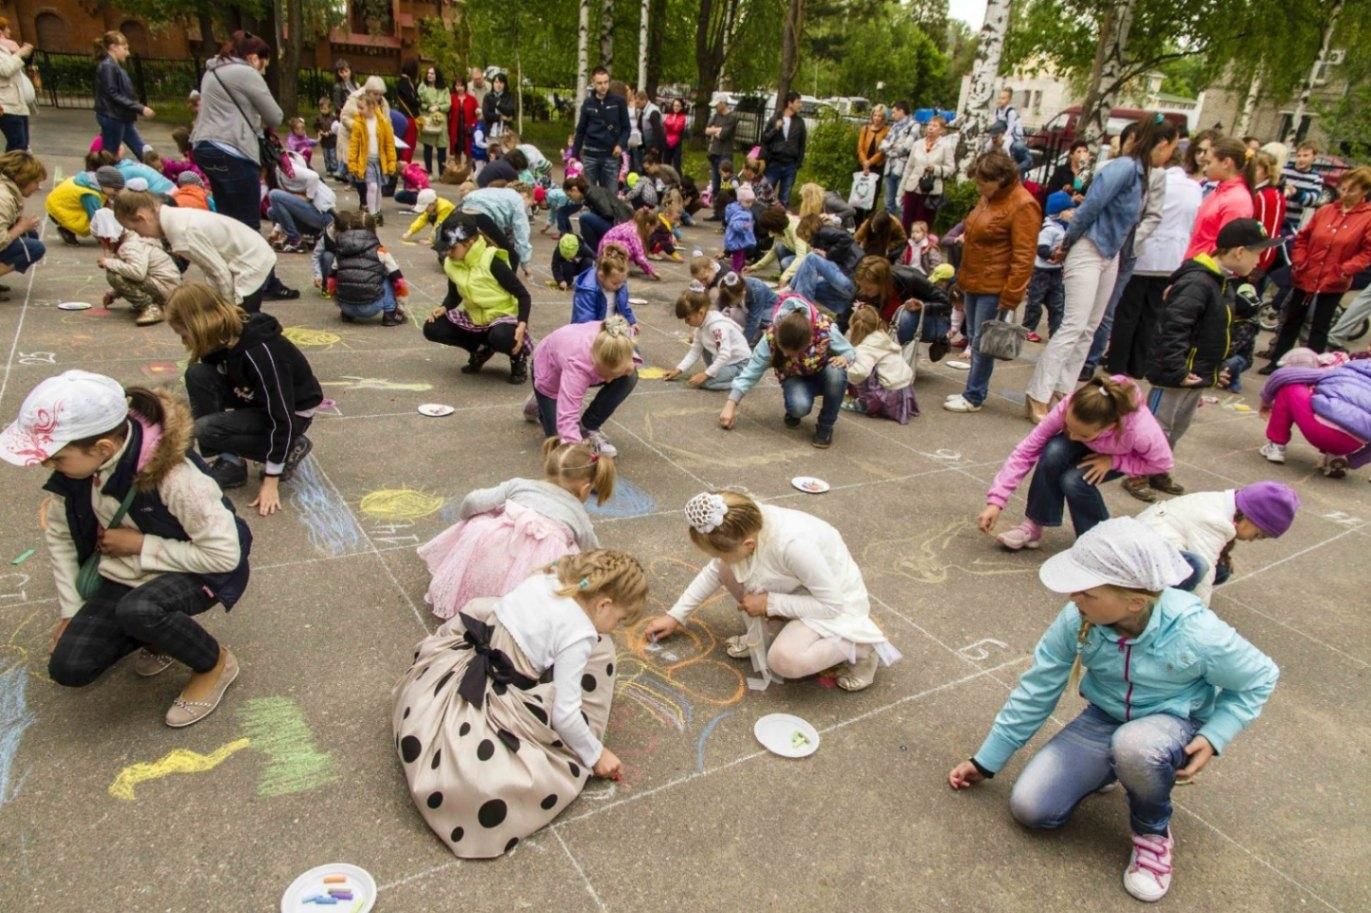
761, 91, 806, 206
704, 97, 737, 199
92, 31, 147, 159
573, 68, 631, 191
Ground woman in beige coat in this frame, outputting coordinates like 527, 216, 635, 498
900, 115, 956, 232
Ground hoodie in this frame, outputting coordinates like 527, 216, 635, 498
1146, 254, 1237, 388
201, 313, 324, 475
846, 328, 913, 390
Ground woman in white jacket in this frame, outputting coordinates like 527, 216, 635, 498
899, 115, 955, 232
644, 491, 901, 692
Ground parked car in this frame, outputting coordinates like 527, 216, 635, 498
1027, 106, 1190, 154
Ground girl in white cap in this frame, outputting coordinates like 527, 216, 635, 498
643, 491, 901, 691
948, 516, 1279, 902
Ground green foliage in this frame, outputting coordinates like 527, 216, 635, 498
931, 179, 979, 234
417, 17, 468, 83
1156, 53, 1213, 99
834, 7, 948, 105
794, 111, 860, 194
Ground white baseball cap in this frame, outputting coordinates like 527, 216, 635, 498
0, 370, 128, 466
1038, 517, 1191, 595
413, 188, 438, 213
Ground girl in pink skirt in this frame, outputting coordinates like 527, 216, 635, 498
418, 439, 615, 619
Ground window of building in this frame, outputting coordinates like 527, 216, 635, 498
1278, 113, 1315, 143
120, 21, 150, 57
34, 12, 67, 52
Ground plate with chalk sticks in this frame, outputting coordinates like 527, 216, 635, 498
57, 301, 93, 311
417, 403, 456, 417
754, 713, 820, 758
790, 476, 830, 494
281, 863, 376, 912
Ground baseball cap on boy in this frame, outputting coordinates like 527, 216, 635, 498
0, 371, 128, 466
1216, 218, 1282, 252
413, 188, 437, 214
1045, 191, 1073, 218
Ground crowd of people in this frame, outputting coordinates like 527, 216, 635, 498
2, 33, 1369, 901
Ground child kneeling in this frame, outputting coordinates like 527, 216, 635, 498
949, 517, 1278, 903
664, 282, 751, 391
843, 303, 917, 423
326, 210, 409, 326
392, 550, 647, 858
90, 209, 179, 327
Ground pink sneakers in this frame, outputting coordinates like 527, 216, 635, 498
996, 521, 1042, 551
1123, 830, 1174, 902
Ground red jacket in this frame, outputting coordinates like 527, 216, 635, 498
1252, 184, 1287, 273
1184, 176, 1254, 259
1292, 200, 1371, 293
448, 91, 479, 157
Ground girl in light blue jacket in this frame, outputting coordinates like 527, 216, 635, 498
948, 517, 1278, 904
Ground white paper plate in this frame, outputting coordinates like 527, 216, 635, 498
754, 713, 820, 758
417, 403, 455, 417
790, 476, 830, 494
627, 297, 648, 306
945, 359, 971, 371
280, 863, 376, 913
57, 301, 92, 311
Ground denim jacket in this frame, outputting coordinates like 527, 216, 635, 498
1064, 156, 1145, 260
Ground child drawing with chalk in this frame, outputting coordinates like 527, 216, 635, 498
89, 208, 180, 328
643, 491, 901, 692
524, 315, 640, 459
393, 549, 647, 858
165, 283, 323, 516
948, 517, 1279, 903
664, 281, 751, 391
419, 438, 615, 619
0, 371, 252, 727
841, 303, 918, 424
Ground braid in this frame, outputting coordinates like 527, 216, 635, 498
552, 549, 648, 621
1067, 619, 1094, 692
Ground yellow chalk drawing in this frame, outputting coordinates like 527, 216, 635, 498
108, 738, 250, 800
359, 488, 445, 521
320, 376, 434, 392
641, 412, 812, 470
282, 326, 341, 348
637, 366, 668, 380
864, 519, 1033, 586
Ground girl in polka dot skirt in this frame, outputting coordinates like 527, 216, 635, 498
392, 549, 647, 858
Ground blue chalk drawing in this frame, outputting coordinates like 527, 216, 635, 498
0, 659, 36, 809
585, 476, 657, 520
695, 711, 733, 772
289, 458, 369, 557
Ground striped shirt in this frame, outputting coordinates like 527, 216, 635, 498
1281, 164, 1325, 232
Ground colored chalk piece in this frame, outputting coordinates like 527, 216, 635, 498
11, 548, 35, 565
323, 875, 348, 884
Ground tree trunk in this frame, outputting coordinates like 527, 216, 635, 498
600, 0, 615, 72
775, 0, 803, 113
196, 3, 217, 67
278, 0, 302, 118
637, 0, 649, 91
1079, 0, 1136, 148
645, 0, 666, 95
577, 0, 592, 102
1234, 71, 1262, 138
261, 0, 282, 100
1286, 0, 1343, 143
955, 0, 1011, 175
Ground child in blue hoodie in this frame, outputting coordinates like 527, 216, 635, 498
570, 243, 638, 330
1022, 190, 1073, 343
948, 517, 1278, 904
722, 185, 756, 273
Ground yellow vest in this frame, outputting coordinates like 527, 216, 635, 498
443, 237, 518, 326
44, 178, 104, 236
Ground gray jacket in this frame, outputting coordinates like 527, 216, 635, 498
459, 479, 599, 550
706, 111, 737, 157
190, 57, 283, 164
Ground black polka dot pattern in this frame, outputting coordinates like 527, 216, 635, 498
497, 729, 521, 753
540, 794, 558, 810
504, 837, 519, 853
403, 707, 411, 719
476, 739, 495, 761
433, 670, 456, 696
459, 722, 471, 737
431, 749, 442, 770
400, 735, 422, 764
525, 702, 549, 726
478, 799, 508, 828
606, 662, 615, 677
569, 761, 581, 778
426, 791, 443, 809
450, 826, 464, 843
581, 674, 597, 692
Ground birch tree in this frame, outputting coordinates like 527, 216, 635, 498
601, 0, 616, 71
955, 0, 1011, 174
577, 0, 592, 102
693, 0, 752, 132
1234, 71, 1262, 137
775, 0, 804, 112
1077, 0, 1136, 146
637, 0, 650, 90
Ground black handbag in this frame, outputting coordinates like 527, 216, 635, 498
918, 168, 936, 194
210, 66, 293, 187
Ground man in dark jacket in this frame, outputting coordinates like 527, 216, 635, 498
761, 91, 807, 206
704, 98, 738, 198
563, 175, 629, 252
573, 67, 631, 192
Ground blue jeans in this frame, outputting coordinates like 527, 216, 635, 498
790, 254, 855, 320
323, 146, 339, 175
1009, 704, 1196, 837
742, 277, 778, 344
894, 306, 950, 346
1, 113, 30, 152
578, 210, 612, 253
193, 141, 264, 230
1023, 268, 1065, 337
1085, 253, 1136, 370
962, 293, 1004, 406
556, 201, 582, 234
883, 171, 903, 215
394, 189, 418, 206
534, 370, 639, 438
582, 152, 619, 191
267, 189, 329, 242
699, 351, 744, 391
781, 365, 847, 433
765, 162, 798, 207
1177, 550, 1232, 592
0, 233, 45, 272
1024, 434, 1122, 533
339, 283, 397, 320
96, 113, 143, 159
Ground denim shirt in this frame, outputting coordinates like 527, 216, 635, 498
1064, 156, 1145, 259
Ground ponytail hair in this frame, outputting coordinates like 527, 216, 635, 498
845, 302, 884, 348
591, 315, 635, 373
69, 385, 164, 451
550, 549, 648, 621
769, 308, 814, 371
94, 31, 126, 60
597, 243, 630, 281
675, 283, 712, 320
1067, 375, 1138, 432
1210, 136, 1256, 191
542, 437, 616, 505
1067, 585, 1159, 691
633, 206, 656, 243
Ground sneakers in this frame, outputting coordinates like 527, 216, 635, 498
57, 226, 79, 246
373, 213, 384, 227
461, 346, 495, 374
264, 282, 301, 301
207, 457, 248, 491
165, 650, 239, 728
812, 427, 833, 449
1257, 362, 1278, 376
522, 393, 540, 423
943, 394, 981, 413
584, 429, 618, 458
995, 521, 1042, 551
1025, 331, 1043, 344
783, 413, 802, 428
1259, 442, 1286, 464
134, 304, 165, 327
1319, 453, 1349, 479
724, 635, 752, 659
836, 650, 879, 692
132, 648, 175, 677
381, 307, 406, 327
1148, 473, 1185, 496
1123, 830, 1174, 902
281, 435, 313, 482
508, 353, 528, 385
929, 337, 950, 362
1122, 476, 1158, 503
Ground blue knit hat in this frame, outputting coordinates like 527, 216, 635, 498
1045, 191, 1073, 218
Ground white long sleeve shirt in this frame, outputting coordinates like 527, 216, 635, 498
1137, 490, 1237, 605
494, 573, 604, 766
158, 205, 274, 304
675, 310, 752, 377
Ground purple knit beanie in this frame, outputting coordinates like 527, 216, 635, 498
1234, 481, 1300, 537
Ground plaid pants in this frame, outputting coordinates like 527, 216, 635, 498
48, 574, 219, 687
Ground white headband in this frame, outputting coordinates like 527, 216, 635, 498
684, 492, 728, 534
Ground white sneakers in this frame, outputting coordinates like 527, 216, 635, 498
1123, 829, 1174, 902
583, 429, 618, 458
1259, 442, 1286, 463
943, 394, 982, 413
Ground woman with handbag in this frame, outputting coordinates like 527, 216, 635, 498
418, 66, 451, 176
854, 105, 889, 223
900, 115, 954, 232
944, 151, 1040, 414
395, 60, 422, 165
482, 73, 516, 141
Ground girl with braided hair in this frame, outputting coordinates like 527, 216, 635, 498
644, 491, 901, 692
394, 548, 647, 858
419, 438, 617, 619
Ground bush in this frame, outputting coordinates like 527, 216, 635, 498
793, 112, 859, 196
933, 179, 979, 235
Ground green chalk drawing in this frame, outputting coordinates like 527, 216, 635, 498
237, 696, 339, 797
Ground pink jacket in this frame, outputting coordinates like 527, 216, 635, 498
598, 220, 657, 277
532, 321, 641, 443
401, 162, 431, 193
1184, 177, 1254, 259
986, 377, 1174, 507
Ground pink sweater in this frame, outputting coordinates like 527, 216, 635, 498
986, 377, 1174, 507
532, 321, 641, 443
598, 221, 657, 277
1184, 177, 1254, 259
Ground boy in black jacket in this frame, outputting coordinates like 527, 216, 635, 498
1128, 219, 1278, 502
550, 232, 594, 290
